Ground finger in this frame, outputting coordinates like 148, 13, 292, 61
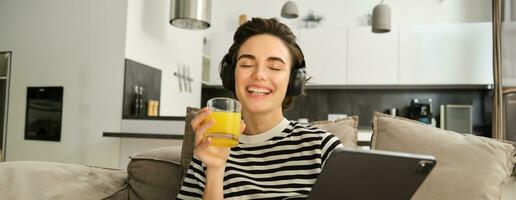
191, 107, 210, 129
206, 137, 212, 147
195, 118, 214, 147
194, 138, 211, 157
191, 108, 211, 129
240, 120, 246, 133
200, 136, 211, 149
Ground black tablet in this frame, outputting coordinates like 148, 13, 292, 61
307, 148, 436, 200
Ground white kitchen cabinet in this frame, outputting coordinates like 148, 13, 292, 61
348, 27, 398, 85
502, 22, 516, 87
298, 27, 348, 85
205, 31, 233, 86
205, 23, 494, 87
399, 23, 493, 85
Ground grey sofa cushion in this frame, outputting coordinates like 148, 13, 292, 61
124, 107, 198, 200
180, 107, 199, 184
371, 112, 516, 200
0, 161, 127, 200
126, 146, 182, 200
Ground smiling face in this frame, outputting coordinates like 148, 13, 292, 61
234, 34, 292, 115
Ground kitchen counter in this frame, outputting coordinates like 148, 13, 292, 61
103, 132, 183, 139
358, 129, 373, 149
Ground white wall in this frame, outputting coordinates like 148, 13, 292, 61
125, 0, 204, 116
211, 0, 491, 31
0, 0, 127, 168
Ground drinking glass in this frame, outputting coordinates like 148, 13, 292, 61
204, 97, 241, 147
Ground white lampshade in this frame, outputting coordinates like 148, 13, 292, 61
372, 3, 391, 33
281, 1, 299, 19
170, 0, 211, 30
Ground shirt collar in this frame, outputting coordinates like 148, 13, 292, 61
239, 118, 290, 144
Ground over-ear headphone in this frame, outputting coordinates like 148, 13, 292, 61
220, 43, 306, 96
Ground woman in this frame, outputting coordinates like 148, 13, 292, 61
177, 18, 342, 200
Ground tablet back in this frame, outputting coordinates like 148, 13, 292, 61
307, 148, 436, 200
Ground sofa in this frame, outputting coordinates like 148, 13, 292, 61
1, 109, 515, 200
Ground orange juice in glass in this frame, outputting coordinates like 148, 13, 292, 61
205, 97, 241, 147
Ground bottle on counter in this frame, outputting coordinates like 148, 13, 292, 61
155, 101, 159, 116
138, 86, 144, 116
147, 100, 154, 116
147, 100, 159, 117
132, 85, 140, 116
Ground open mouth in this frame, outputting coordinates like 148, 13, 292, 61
247, 86, 272, 96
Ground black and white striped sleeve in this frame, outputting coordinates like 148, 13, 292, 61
176, 156, 206, 199
320, 132, 343, 167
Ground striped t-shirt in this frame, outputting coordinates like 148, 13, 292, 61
177, 118, 343, 199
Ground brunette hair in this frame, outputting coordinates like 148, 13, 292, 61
220, 17, 305, 109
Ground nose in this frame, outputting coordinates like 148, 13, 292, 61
251, 64, 268, 81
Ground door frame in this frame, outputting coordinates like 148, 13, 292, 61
0, 51, 12, 162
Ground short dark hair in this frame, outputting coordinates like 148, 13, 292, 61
220, 17, 304, 109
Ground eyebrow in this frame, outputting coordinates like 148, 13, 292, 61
237, 54, 286, 65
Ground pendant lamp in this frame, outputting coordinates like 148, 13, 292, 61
372, 1, 391, 33
281, 1, 299, 19
170, 0, 211, 30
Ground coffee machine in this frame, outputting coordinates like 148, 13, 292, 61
409, 98, 433, 124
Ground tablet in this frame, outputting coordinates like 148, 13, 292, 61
307, 148, 436, 200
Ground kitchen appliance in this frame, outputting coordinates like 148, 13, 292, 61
387, 108, 399, 116
505, 93, 516, 142
409, 98, 433, 124
440, 104, 473, 134
25, 87, 64, 141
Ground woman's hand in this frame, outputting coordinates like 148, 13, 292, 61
191, 107, 246, 170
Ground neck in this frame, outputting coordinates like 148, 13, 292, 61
242, 108, 284, 135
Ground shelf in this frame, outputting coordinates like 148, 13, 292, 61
202, 81, 223, 88
357, 130, 373, 142
103, 132, 183, 139
122, 115, 185, 121
304, 84, 493, 90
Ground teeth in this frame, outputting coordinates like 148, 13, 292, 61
247, 87, 271, 94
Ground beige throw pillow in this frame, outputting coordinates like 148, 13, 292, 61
310, 116, 359, 149
371, 112, 516, 200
